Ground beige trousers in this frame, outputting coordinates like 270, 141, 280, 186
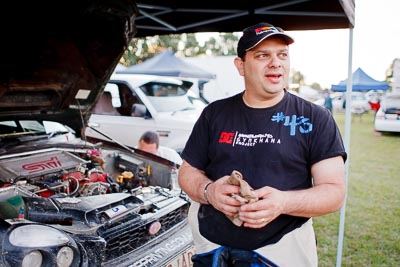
188, 201, 318, 267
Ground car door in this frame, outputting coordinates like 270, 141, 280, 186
86, 82, 159, 148
86, 76, 205, 152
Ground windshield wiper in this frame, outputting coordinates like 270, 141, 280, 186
0, 133, 48, 152
171, 107, 195, 116
47, 130, 69, 139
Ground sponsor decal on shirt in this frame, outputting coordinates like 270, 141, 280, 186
219, 132, 280, 147
218, 132, 235, 144
218, 112, 313, 147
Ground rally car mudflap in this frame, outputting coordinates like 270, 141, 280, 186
104, 219, 193, 267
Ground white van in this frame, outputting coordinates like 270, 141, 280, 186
86, 73, 207, 153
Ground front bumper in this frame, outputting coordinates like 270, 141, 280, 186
103, 220, 193, 267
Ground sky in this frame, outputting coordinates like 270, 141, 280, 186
288, 0, 400, 89
196, 0, 400, 89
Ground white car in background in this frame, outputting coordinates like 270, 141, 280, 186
374, 93, 400, 133
314, 92, 371, 113
86, 73, 207, 153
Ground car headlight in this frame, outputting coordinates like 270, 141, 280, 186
4, 224, 83, 267
9, 224, 69, 247
21, 247, 75, 267
57, 246, 74, 267
22, 250, 42, 267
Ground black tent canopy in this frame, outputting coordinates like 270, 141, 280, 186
135, 0, 355, 37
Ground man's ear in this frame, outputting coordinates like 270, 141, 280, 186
234, 57, 245, 77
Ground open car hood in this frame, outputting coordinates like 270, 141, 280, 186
0, 1, 138, 136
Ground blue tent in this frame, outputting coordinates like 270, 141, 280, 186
331, 67, 389, 92
117, 49, 216, 80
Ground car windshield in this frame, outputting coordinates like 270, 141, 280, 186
140, 82, 207, 112
0, 120, 71, 138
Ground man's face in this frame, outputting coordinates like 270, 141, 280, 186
235, 37, 290, 98
138, 140, 158, 155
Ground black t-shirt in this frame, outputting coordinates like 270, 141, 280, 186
181, 91, 347, 250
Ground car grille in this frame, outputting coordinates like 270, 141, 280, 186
101, 204, 189, 261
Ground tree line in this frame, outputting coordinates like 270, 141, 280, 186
120, 33, 395, 91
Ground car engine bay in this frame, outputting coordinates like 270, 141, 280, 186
0, 141, 190, 266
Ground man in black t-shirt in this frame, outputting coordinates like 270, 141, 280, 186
178, 22, 347, 267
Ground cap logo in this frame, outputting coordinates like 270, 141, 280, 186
237, 23, 293, 57
255, 26, 277, 35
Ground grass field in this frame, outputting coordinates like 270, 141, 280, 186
314, 111, 400, 267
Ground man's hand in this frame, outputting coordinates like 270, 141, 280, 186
237, 156, 346, 229
206, 175, 243, 217
238, 186, 285, 228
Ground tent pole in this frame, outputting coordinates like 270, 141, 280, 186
336, 27, 354, 267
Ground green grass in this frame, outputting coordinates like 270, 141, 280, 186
314, 112, 400, 267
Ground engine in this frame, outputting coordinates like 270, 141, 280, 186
0, 149, 151, 197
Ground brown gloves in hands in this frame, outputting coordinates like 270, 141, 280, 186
226, 170, 258, 226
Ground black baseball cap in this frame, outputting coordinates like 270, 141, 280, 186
237, 22, 294, 58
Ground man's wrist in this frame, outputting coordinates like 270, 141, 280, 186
203, 182, 213, 204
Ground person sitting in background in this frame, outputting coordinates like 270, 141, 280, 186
138, 131, 183, 166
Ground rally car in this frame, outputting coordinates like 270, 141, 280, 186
0, 1, 193, 266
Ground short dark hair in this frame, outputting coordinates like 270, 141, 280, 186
139, 131, 159, 148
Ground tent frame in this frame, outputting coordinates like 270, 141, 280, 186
336, 28, 353, 267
